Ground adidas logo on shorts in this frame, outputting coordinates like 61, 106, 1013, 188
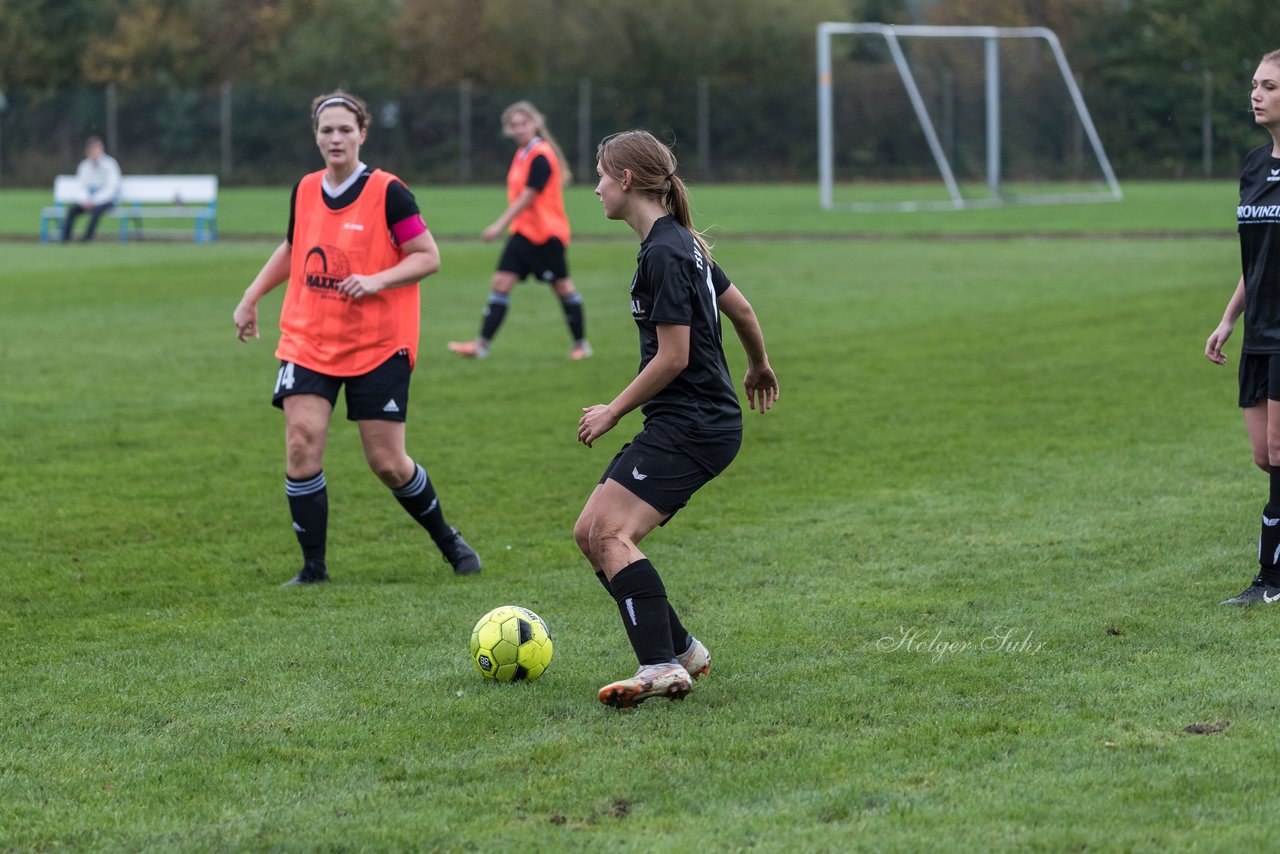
383, 399, 400, 413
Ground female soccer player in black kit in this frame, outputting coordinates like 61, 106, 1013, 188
575, 130, 780, 706
1207, 49, 1280, 605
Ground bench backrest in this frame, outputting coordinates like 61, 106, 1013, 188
51, 174, 218, 205
52, 175, 87, 203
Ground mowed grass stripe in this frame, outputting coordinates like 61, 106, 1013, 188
0, 180, 1242, 240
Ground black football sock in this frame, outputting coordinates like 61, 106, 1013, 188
1260, 507, 1280, 586
285, 471, 328, 565
609, 559, 676, 666
479, 291, 510, 341
596, 569, 689, 653
392, 462, 454, 547
667, 605, 692, 657
1261, 469, 1280, 585
560, 292, 585, 342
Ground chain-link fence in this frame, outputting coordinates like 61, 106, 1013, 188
0, 70, 1258, 189
0, 80, 817, 188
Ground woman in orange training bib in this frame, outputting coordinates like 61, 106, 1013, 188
448, 101, 591, 361
233, 90, 480, 585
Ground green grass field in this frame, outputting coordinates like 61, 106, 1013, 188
0, 179, 1239, 241
2, 185, 1275, 850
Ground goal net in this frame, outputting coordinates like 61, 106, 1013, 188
817, 23, 1122, 211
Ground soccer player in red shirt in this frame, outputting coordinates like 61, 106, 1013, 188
233, 90, 480, 585
449, 101, 591, 361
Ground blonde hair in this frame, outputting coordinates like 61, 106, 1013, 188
311, 90, 370, 132
502, 101, 572, 186
1264, 49, 1280, 66
597, 130, 711, 262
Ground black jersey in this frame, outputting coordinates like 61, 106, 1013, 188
286, 167, 421, 244
1239, 144, 1280, 353
630, 215, 741, 432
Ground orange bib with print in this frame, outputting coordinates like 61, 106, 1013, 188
277, 169, 420, 375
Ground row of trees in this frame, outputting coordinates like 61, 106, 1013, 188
1, 0, 851, 93
5, 0, 1271, 94
2, 0, 1279, 182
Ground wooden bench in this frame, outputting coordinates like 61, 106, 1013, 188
40, 174, 219, 243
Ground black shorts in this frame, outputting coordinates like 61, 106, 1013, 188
497, 234, 569, 282
599, 421, 742, 521
1238, 352, 1280, 407
271, 350, 412, 422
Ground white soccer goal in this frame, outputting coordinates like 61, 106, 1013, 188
816, 22, 1122, 211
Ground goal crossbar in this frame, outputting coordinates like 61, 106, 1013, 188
816, 22, 1122, 211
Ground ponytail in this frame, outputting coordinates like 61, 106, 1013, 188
664, 172, 712, 262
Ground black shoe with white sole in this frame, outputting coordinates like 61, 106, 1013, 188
1222, 575, 1280, 605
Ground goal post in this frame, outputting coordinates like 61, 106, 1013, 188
816, 22, 1122, 211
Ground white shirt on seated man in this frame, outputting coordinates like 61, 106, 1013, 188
62, 136, 121, 242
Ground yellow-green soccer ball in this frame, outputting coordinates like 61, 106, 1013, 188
469, 606, 553, 682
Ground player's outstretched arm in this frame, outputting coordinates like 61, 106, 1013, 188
482, 188, 538, 242
234, 240, 291, 342
1206, 276, 1246, 366
718, 284, 778, 413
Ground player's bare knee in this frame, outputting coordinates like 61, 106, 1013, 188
573, 517, 594, 558
366, 455, 407, 487
285, 434, 323, 473
588, 526, 631, 563
371, 464, 401, 487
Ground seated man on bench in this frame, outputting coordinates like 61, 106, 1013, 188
61, 136, 121, 243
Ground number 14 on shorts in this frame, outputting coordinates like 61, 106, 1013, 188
275, 362, 297, 394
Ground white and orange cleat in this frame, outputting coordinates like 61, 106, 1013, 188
448, 340, 489, 359
598, 662, 692, 708
569, 341, 593, 361
676, 637, 711, 680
